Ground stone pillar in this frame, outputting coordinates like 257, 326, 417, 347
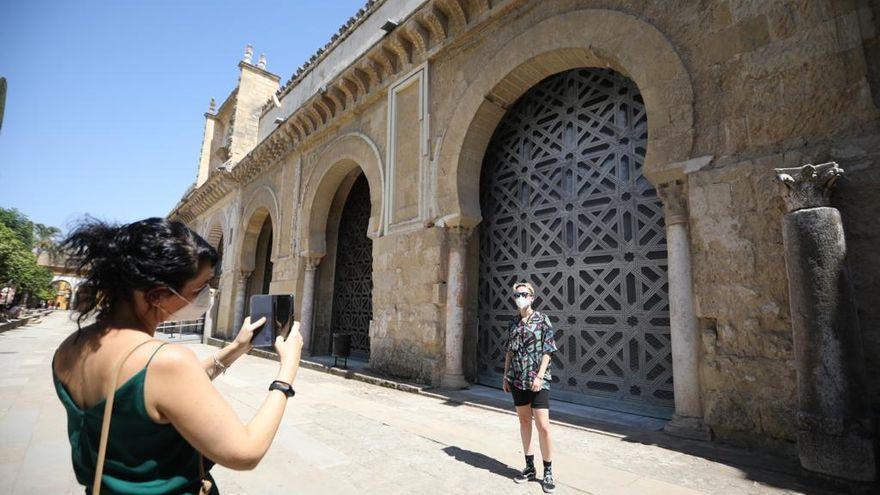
202, 288, 218, 344
232, 270, 252, 337
300, 256, 321, 356
442, 226, 472, 389
657, 180, 712, 441
775, 162, 875, 482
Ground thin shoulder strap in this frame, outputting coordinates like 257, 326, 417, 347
145, 342, 169, 368
92, 339, 159, 495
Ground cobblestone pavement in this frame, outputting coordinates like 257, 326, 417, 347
1, 313, 843, 494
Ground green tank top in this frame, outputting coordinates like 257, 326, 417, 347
52, 343, 213, 494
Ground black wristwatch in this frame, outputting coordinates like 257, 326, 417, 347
269, 380, 295, 398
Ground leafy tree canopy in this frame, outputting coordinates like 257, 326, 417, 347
0, 207, 34, 249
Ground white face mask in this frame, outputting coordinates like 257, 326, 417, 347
163, 286, 212, 322
515, 295, 532, 310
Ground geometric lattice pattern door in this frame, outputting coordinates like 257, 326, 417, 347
477, 68, 673, 417
330, 173, 373, 356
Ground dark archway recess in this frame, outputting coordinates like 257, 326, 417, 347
330, 173, 373, 357
477, 68, 673, 418
245, 218, 273, 319
211, 235, 224, 289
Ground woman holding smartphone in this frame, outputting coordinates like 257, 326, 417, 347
52, 217, 302, 494
503, 282, 558, 493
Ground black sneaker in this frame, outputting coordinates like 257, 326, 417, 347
513, 465, 536, 483
542, 472, 556, 493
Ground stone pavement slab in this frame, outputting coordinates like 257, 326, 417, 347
0, 312, 850, 495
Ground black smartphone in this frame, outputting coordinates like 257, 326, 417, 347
244, 294, 295, 348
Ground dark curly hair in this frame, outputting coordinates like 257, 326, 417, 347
61, 217, 218, 330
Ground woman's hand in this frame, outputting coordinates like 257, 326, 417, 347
531, 376, 543, 392
502, 377, 510, 393
233, 316, 267, 350
274, 322, 303, 382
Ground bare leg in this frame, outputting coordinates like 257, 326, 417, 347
533, 407, 552, 462
515, 405, 534, 455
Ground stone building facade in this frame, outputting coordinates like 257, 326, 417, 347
169, 0, 880, 474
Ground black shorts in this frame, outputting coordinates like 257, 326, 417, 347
510, 386, 550, 409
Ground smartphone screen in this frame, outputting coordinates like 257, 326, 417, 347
273, 295, 294, 340
243, 294, 295, 348
248, 295, 275, 348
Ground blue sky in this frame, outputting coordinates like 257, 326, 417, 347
0, 0, 366, 232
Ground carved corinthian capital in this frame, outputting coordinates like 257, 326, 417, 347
657, 180, 688, 226
774, 162, 843, 213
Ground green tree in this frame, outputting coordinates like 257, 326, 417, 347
0, 207, 34, 249
33, 223, 62, 259
0, 222, 54, 305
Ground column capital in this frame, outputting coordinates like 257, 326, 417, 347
303, 256, 322, 271
657, 179, 689, 226
238, 270, 253, 281
774, 162, 843, 213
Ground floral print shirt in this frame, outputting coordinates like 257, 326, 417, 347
504, 310, 558, 391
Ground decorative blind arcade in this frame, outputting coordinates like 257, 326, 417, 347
330, 174, 374, 356
477, 68, 673, 417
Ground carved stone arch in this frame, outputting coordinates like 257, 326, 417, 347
238, 185, 281, 272
202, 209, 228, 249
299, 132, 384, 256
435, 8, 695, 225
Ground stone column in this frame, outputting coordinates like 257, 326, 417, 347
202, 288, 218, 344
232, 270, 252, 337
657, 180, 711, 441
442, 226, 472, 389
775, 162, 875, 481
300, 256, 322, 356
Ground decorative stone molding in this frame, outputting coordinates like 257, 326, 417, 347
385, 63, 430, 235
436, 213, 482, 229
774, 162, 844, 213
299, 132, 385, 254
242, 44, 253, 64
435, 8, 696, 224
272, 0, 386, 103
169, 172, 238, 223
657, 180, 688, 226
173, 0, 511, 225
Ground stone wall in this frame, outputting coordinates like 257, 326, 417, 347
370, 227, 446, 385
428, 0, 880, 449
679, 0, 880, 448
688, 158, 797, 450
231, 64, 279, 163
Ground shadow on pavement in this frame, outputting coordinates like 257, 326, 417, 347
442, 446, 523, 480
429, 386, 862, 495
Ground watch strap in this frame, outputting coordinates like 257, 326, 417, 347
269, 380, 295, 397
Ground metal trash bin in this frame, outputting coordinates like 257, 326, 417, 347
331, 333, 352, 369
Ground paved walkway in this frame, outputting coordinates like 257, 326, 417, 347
0, 312, 845, 494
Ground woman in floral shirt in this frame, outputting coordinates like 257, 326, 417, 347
503, 282, 558, 493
